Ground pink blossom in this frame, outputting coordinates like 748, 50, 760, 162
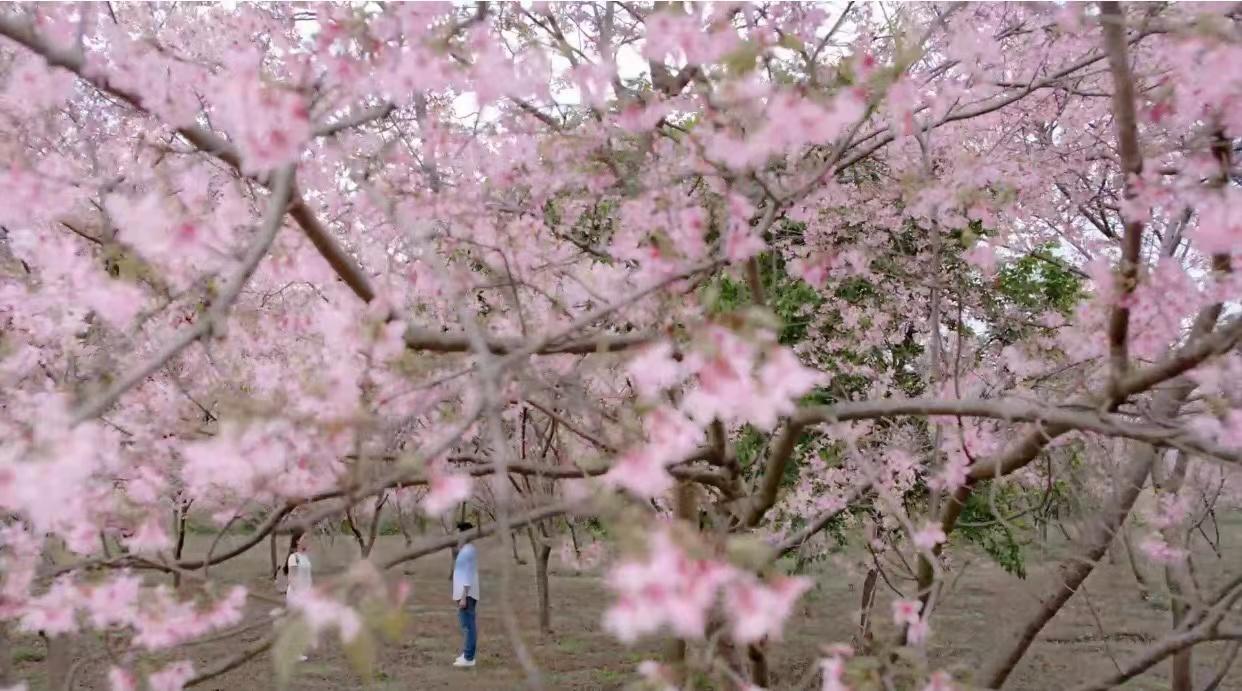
627, 343, 685, 400
1139, 535, 1188, 565
19, 576, 79, 636
891, 598, 922, 627
726, 575, 813, 644
725, 224, 766, 262
929, 455, 970, 493
421, 470, 473, 517
605, 406, 703, 497
105, 192, 209, 261
202, 585, 248, 629
922, 671, 955, 691
821, 656, 849, 691
147, 660, 194, 691
636, 660, 679, 691
1151, 493, 1191, 530
643, 11, 740, 65
1192, 187, 1242, 255
85, 572, 142, 628
213, 68, 311, 175
124, 514, 173, 553
789, 253, 834, 288
912, 523, 947, 551
108, 667, 137, 691
603, 529, 733, 643
604, 448, 676, 498
2, 59, 75, 114
906, 617, 930, 645
288, 588, 364, 643
614, 101, 669, 133
963, 242, 998, 277
569, 62, 616, 108
886, 78, 920, 137
752, 347, 825, 430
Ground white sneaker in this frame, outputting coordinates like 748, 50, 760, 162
298, 655, 308, 662
453, 656, 476, 668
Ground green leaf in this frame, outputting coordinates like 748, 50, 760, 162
343, 626, 377, 683
272, 619, 312, 689
723, 41, 761, 76
362, 596, 407, 643
725, 534, 776, 571
777, 33, 805, 52
956, 482, 1029, 579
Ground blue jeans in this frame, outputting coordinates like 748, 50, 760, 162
457, 597, 477, 661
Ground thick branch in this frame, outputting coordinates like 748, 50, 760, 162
976, 433, 1163, 688
186, 631, 275, 687
402, 325, 655, 355
773, 486, 871, 558
1101, 0, 1145, 395
1070, 627, 1242, 691
381, 501, 571, 569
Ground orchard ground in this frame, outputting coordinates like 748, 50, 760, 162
12, 519, 1242, 691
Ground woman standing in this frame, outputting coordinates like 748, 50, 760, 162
283, 531, 312, 661
284, 532, 313, 601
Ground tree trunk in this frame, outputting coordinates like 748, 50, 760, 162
343, 508, 366, 556
976, 439, 1159, 688
747, 641, 769, 688
665, 481, 698, 684
856, 568, 879, 655
172, 503, 188, 588
44, 633, 72, 691
0, 621, 12, 687
1158, 451, 1197, 691
533, 532, 552, 634
362, 495, 386, 559
268, 531, 279, 579
394, 503, 418, 574
568, 519, 581, 557
512, 530, 527, 565
974, 212, 1222, 687
395, 505, 414, 548
1118, 521, 1153, 599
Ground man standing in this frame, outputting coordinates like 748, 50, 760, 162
452, 521, 479, 668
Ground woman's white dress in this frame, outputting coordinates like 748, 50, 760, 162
286, 552, 312, 605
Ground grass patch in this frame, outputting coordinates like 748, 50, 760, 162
556, 636, 589, 654
594, 668, 625, 684
13, 646, 45, 663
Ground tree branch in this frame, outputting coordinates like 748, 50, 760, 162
380, 501, 572, 569
313, 102, 396, 137
68, 166, 295, 425
1101, 0, 1145, 397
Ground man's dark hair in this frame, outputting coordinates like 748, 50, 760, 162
456, 521, 474, 532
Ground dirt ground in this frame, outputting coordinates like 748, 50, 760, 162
9, 523, 1242, 691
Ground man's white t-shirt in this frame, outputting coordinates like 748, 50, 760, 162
286, 552, 312, 601
452, 543, 479, 602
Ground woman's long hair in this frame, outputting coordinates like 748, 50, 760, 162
282, 530, 304, 576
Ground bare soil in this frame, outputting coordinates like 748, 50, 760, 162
9, 525, 1242, 690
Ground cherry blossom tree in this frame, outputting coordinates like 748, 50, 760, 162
2, 2, 1242, 690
